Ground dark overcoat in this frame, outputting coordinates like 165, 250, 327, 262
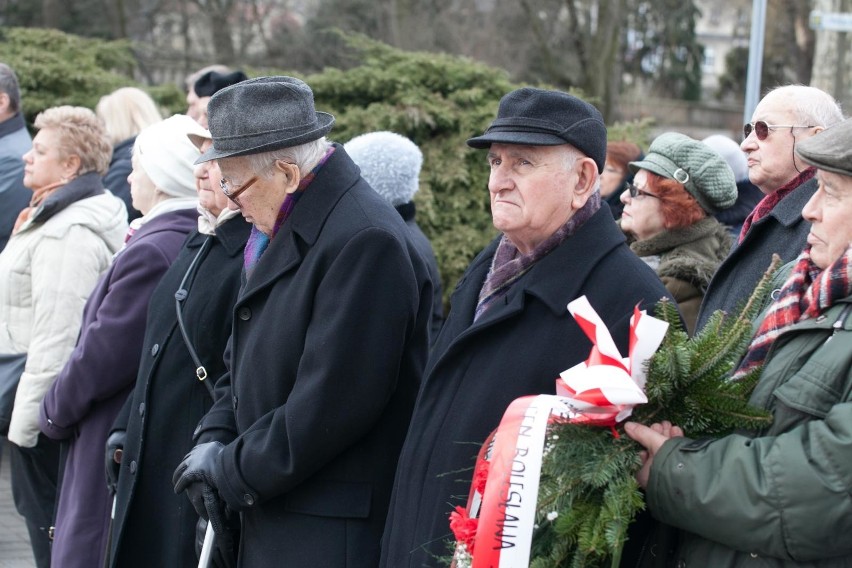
102, 137, 140, 222
108, 215, 250, 568
380, 205, 674, 567
696, 177, 817, 330
39, 208, 197, 568
194, 146, 432, 568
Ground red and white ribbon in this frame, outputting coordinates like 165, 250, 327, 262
454, 296, 668, 568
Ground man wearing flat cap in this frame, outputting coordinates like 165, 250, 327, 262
624, 116, 852, 566
381, 87, 672, 567
171, 76, 433, 567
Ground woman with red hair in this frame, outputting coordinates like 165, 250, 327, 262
620, 132, 736, 334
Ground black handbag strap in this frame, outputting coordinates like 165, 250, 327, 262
175, 235, 215, 399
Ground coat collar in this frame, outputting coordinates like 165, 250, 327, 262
766, 177, 818, 228
239, 144, 361, 298
454, 207, 627, 333
184, 214, 251, 257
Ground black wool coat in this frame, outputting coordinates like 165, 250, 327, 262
109, 216, 251, 568
194, 146, 433, 568
696, 177, 817, 330
380, 205, 674, 567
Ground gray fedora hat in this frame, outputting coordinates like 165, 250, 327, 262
197, 76, 335, 163
795, 117, 852, 177
466, 87, 607, 172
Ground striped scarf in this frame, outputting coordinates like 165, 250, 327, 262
731, 244, 852, 381
243, 146, 335, 276
738, 168, 815, 244
474, 192, 601, 321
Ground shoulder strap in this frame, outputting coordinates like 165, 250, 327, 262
175, 236, 215, 399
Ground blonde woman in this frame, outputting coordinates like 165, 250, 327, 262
96, 87, 162, 221
0, 106, 127, 568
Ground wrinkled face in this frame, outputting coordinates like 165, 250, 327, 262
218, 157, 299, 236
619, 169, 666, 241
486, 143, 581, 255
600, 161, 625, 198
741, 92, 818, 193
22, 128, 72, 191
194, 140, 230, 217
128, 153, 158, 215
802, 170, 852, 270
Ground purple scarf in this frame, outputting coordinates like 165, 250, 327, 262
244, 147, 335, 276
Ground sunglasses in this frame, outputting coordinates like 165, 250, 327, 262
219, 175, 259, 207
743, 121, 816, 141
626, 182, 659, 200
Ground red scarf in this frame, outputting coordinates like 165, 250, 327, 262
738, 168, 815, 244
731, 244, 852, 382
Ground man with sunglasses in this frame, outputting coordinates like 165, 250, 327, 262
696, 85, 843, 330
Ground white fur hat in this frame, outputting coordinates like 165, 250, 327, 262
344, 131, 423, 206
135, 114, 205, 197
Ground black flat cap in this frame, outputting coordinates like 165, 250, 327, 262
467, 87, 607, 172
194, 70, 249, 98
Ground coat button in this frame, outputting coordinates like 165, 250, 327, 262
244, 494, 254, 505
150, 343, 159, 356
138, 402, 145, 416
130, 460, 137, 474
232, 396, 238, 409
237, 306, 251, 321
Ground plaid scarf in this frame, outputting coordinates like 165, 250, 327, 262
738, 168, 815, 244
731, 244, 852, 381
474, 192, 601, 322
244, 146, 335, 276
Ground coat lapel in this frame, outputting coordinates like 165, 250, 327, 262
238, 145, 362, 302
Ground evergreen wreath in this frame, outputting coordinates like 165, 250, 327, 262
450, 256, 781, 568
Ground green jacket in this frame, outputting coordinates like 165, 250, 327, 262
646, 295, 852, 566
630, 217, 732, 336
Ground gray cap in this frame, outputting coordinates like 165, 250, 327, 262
795, 117, 852, 177
197, 76, 334, 163
629, 132, 737, 214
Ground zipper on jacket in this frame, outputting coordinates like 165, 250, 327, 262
824, 303, 852, 344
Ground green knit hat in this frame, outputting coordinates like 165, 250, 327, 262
628, 132, 737, 214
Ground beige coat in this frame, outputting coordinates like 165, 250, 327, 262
0, 192, 126, 447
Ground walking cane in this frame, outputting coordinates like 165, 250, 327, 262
198, 522, 216, 568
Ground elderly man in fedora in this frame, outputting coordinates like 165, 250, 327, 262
626, 116, 852, 566
171, 76, 433, 567
696, 85, 843, 330
380, 87, 672, 567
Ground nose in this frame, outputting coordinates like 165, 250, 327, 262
193, 162, 208, 180
620, 188, 630, 205
22, 149, 32, 163
488, 163, 513, 195
802, 186, 821, 223
741, 130, 756, 152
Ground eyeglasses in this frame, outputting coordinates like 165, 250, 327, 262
219, 175, 259, 206
626, 182, 659, 200
743, 121, 816, 141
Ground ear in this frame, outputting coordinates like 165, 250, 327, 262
0, 92, 10, 114
63, 154, 81, 179
570, 157, 599, 210
275, 159, 302, 194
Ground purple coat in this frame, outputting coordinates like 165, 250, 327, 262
39, 208, 197, 568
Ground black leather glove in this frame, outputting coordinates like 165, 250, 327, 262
173, 442, 231, 538
105, 429, 126, 494
195, 517, 238, 568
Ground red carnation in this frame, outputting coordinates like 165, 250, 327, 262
449, 506, 478, 554
473, 458, 489, 496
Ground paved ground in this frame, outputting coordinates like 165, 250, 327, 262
0, 440, 36, 568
